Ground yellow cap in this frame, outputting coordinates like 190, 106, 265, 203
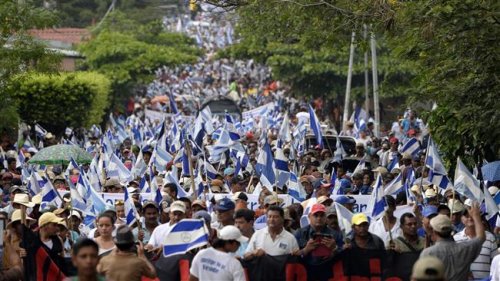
351, 213, 369, 225
38, 212, 64, 227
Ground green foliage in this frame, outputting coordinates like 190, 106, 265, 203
390, 0, 500, 164
218, 0, 414, 100
0, 0, 61, 134
9, 72, 111, 134
79, 12, 200, 109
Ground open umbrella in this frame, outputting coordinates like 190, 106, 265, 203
28, 144, 93, 165
481, 161, 500, 182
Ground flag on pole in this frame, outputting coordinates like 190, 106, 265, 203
308, 105, 323, 149
39, 174, 63, 211
255, 142, 275, 188
106, 153, 133, 183
384, 173, 404, 196
334, 202, 354, 236
369, 174, 386, 219
400, 137, 421, 156
454, 157, 484, 202
163, 219, 209, 257
124, 185, 140, 227
425, 140, 452, 189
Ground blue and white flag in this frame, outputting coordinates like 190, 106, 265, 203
124, 185, 140, 227
255, 142, 275, 188
333, 136, 346, 163
106, 153, 133, 183
387, 155, 400, 172
39, 174, 63, 211
400, 137, 420, 156
352, 157, 366, 175
274, 147, 290, 189
131, 149, 147, 179
369, 174, 386, 219
425, 140, 452, 189
204, 161, 219, 180
70, 175, 88, 212
77, 172, 110, 214
139, 174, 150, 193
384, 173, 404, 196
16, 150, 25, 169
334, 202, 354, 235
35, 124, 48, 138
163, 219, 209, 257
484, 184, 499, 222
308, 105, 323, 149
288, 167, 306, 202
150, 172, 163, 205
454, 157, 484, 202
152, 144, 173, 173
277, 113, 291, 147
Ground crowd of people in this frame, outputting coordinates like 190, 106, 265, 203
0, 4, 499, 281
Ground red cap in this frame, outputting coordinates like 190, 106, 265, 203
407, 129, 416, 137
246, 131, 254, 140
389, 137, 399, 144
310, 203, 326, 215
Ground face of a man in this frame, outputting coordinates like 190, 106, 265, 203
353, 222, 369, 237
309, 212, 326, 229
45, 222, 60, 236
402, 216, 418, 237
267, 210, 284, 229
144, 207, 159, 224
169, 211, 185, 224
72, 246, 99, 276
316, 186, 330, 197
216, 209, 234, 225
326, 215, 339, 230
302, 182, 313, 194
461, 212, 474, 228
235, 217, 253, 234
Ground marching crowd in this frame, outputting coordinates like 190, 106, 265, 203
0, 4, 498, 281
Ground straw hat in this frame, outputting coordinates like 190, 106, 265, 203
7, 209, 35, 228
13, 194, 35, 208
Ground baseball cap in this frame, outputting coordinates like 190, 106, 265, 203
325, 206, 337, 217
9, 185, 26, 194
310, 203, 326, 215
372, 166, 388, 175
170, 201, 186, 213
192, 199, 207, 209
335, 196, 356, 205
264, 195, 283, 206
430, 214, 453, 233
38, 212, 64, 227
317, 196, 333, 206
215, 197, 235, 212
219, 225, 248, 243
70, 210, 82, 220
232, 192, 248, 202
114, 225, 135, 245
143, 200, 159, 211
351, 213, 369, 225
422, 205, 438, 218
193, 210, 211, 224
8, 209, 35, 228
411, 256, 445, 280
488, 186, 499, 196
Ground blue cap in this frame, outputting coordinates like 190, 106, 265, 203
215, 197, 235, 211
193, 210, 211, 224
335, 196, 356, 204
422, 205, 438, 218
223, 167, 235, 176
340, 179, 351, 189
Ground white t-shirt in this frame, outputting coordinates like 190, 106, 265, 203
147, 222, 175, 248
245, 226, 299, 256
454, 230, 498, 279
490, 254, 500, 281
190, 247, 245, 281
368, 217, 401, 247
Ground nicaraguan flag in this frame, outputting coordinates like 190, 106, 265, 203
454, 157, 484, 202
124, 185, 140, 227
70, 176, 87, 212
163, 219, 209, 257
369, 174, 386, 219
308, 105, 323, 149
39, 174, 63, 211
288, 168, 306, 202
400, 137, 420, 156
334, 202, 354, 235
387, 155, 400, 172
274, 147, 290, 189
106, 153, 133, 183
425, 140, 452, 189
255, 142, 275, 188
384, 173, 404, 196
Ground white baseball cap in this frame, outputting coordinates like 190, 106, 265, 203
219, 225, 248, 243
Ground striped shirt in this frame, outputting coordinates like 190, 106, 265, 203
454, 230, 498, 280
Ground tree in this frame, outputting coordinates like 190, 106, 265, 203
9, 72, 111, 134
212, 0, 500, 164
78, 12, 200, 110
0, 0, 61, 135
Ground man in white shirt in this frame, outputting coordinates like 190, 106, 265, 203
244, 205, 299, 259
145, 200, 186, 252
190, 225, 247, 281
368, 195, 401, 247
453, 207, 497, 280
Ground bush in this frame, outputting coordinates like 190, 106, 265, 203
10, 71, 110, 135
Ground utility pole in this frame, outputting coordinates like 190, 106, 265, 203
342, 32, 356, 131
370, 29, 380, 137
363, 25, 370, 119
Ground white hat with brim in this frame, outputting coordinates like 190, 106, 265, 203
219, 225, 248, 243
13, 194, 35, 208
8, 209, 35, 228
